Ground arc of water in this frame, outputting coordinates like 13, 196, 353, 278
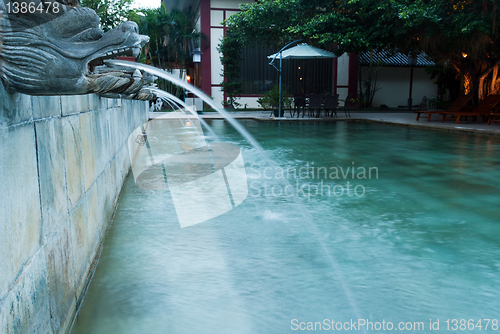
148, 88, 224, 177
106, 60, 367, 331
149, 88, 221, 141
159, 97, 178, 112
106, 60, 272, 165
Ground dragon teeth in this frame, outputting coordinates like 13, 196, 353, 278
103, 48, 131, 57
132, 69, 142, 78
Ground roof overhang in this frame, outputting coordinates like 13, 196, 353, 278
359, 50, 435, 67
162, 0, 199, 11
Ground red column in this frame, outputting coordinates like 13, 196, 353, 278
348, 53, 358, 98
200, 0, 211, 96
333, 43, 338, 95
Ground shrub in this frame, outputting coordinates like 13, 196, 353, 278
258, 85, 292, 110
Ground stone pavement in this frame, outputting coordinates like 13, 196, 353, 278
149, 110, 500, 136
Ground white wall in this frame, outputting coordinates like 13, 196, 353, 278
210, 29, 224, 87
211, 0, 252, 9
337, 53, 349, 87
235, 97, 261, 109
211, 10, 224, 26
185, 97, 204, 111
361, 66, 438, 108
211, 86, 224, 106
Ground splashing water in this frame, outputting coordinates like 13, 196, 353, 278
105, 60, 366, 331
106, 60, 271, 165
149, 87, 220, 140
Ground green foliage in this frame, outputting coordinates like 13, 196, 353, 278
428, 96, 452, 110
226, 0, 500, 59
218, 31, 243, 108
128, 6, 207, 97
222, 0, 500, 100
361, 57, 383, 107
130, 6, 206, 70
258, 85, 292, 110
81, 0, 136, 31
425, 64, 461, 101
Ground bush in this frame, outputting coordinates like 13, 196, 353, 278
428, 96, 452, 109
258, 85, 293, 110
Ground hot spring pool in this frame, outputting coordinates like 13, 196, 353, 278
71, 120, 500, 333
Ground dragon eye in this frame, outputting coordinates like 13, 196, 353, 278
73, 28, 104, 41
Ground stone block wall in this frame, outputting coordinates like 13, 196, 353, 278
0, 84, 148, 333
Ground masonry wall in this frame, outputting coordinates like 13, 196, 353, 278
0, 84, 148, 333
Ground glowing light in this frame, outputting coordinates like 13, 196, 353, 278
462, 53, 468, 58
185, 121, 192, 127
186, 75, 191, 82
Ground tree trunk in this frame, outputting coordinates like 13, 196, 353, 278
478, 76, 486, 101
366, 50, 374, 107
491, 66, 499, 93
458, 67, 465, 95
358, 63, 363, 107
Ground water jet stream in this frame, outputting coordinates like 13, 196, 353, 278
149, 88, 220, 140
107, 60, 271, 165
105, 60, 366, 330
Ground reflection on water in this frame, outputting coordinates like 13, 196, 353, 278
71, 121, 500, 334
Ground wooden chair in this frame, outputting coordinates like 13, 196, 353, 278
308, 94, 323, 118
416, 94, 472, 121
442, 94, 500, 124
488, 112, 500, 125
323, 94, 339, 118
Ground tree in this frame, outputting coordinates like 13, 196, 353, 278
222, 0, 500, 102
81, 0, 136, 31
164, 9, 206, 70
129, 5, 171, 68
217, 31, 242, 108
129, 6, 207, 96
131, 7, 207, 69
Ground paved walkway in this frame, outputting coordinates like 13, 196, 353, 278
149, 110, 500, 136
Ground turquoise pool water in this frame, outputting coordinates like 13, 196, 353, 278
71, 121, 500, 333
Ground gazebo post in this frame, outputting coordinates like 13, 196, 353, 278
279, 51, 283, 117
269, 39, 303, 117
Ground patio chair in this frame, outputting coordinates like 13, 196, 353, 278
416, 94, 472, 121
488, 112, 500, 125
338, 94, 352, 117
442, 94, 500, 124
308, 93, 323, 118
323, 94, 339, 118
292, 93, 306, 118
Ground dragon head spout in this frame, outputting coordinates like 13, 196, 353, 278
0, 0, 153, 99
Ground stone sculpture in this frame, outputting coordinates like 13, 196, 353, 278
0, 0, 154, 99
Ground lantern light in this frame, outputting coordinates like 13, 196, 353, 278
192, 48, 203, 63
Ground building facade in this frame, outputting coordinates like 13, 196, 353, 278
163, 0, 437, 110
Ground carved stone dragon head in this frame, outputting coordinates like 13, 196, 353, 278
0, 0, 154, 99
